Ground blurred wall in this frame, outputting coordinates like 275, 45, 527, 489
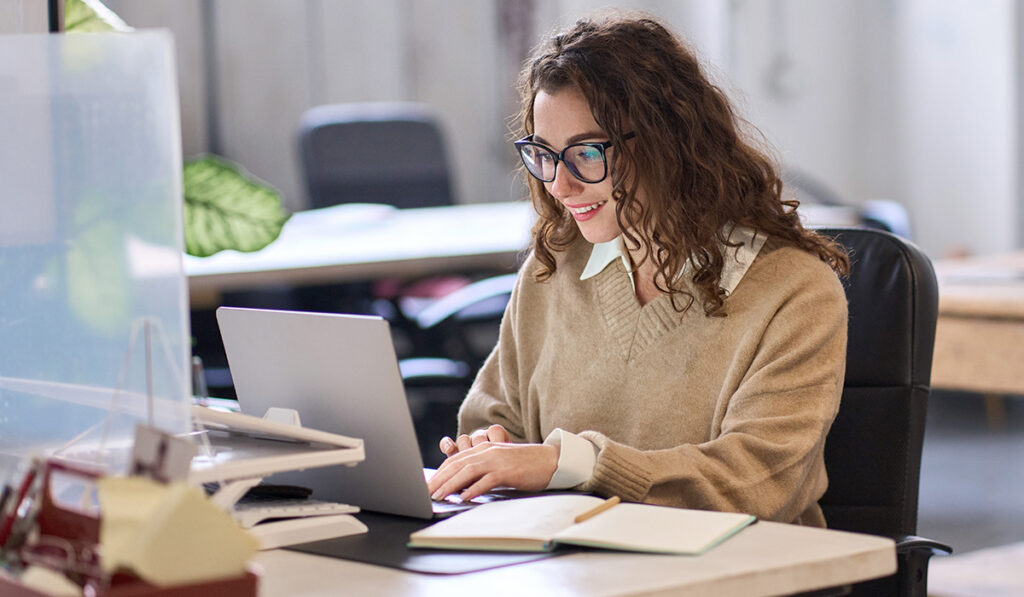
0, 0, 48, 33
99, 0, 1019, 258
729, 0, 1017, 257
897, 0, 1016, 256
101, 0, 208, 157
730, 1, 894, 206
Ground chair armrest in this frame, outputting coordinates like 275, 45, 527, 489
893, 534, 952, 597
895, 534, 952, 556
413, 273, 517, 329
398, 357, 471, 386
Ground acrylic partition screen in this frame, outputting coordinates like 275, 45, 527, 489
0, 31, 190, 479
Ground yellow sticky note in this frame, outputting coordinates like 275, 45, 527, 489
98, 477, 258, 586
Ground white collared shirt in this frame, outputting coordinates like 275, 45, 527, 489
579, 225, 767, 295
543, 226, 767, 490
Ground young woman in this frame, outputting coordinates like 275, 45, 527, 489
427, 12, 850, 526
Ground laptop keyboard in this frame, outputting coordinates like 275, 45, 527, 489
232, 496, 359, 528
201, 482, 358, 527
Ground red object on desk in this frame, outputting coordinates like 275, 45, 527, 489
0, 459, 260, 596
33, 461, 103, 570
0, 460, 41, 548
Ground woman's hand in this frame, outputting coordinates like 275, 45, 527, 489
438, 424, 510, 457
427, 438, 558, 502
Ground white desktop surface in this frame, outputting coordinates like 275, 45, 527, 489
185, 201, 534, 299
254, 520, 894, 596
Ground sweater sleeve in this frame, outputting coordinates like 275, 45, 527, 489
456, 270, 528, 442
579, 264, 847, 525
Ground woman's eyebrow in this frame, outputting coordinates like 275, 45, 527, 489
533, 130, 608, 147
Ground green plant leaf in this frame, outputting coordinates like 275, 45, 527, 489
183, 156, 291, 257
64, 0, 132, 33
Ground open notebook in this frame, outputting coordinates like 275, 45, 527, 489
408, 495, 756, 555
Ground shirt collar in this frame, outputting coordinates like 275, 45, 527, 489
580, 238, 628, 281
579, 225, 767, 296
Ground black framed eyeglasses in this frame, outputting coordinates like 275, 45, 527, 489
514, 133, 635, 184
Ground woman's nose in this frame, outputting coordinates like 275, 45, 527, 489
547, 162, 582, 199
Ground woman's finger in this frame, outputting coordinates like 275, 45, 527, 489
487, 424, 509, 443
459, 472, 502, 502
429, 442, 484, 494
455, 434, 474, 453
431, 458, 487, 501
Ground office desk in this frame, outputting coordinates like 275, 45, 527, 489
185, 201, 858, 307
254, 521, 894, 596
185, 202, 534, 306
931, 253, 1024, 398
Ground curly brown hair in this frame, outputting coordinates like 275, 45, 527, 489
517, 12, 849, 315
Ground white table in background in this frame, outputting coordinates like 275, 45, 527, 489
185, 202, 534, 306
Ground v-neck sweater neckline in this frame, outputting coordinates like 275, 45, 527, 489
593, 258, 685, 360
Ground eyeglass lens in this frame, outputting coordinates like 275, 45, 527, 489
518, 143, 607, 183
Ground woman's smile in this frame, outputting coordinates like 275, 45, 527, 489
566, 199, 608, 221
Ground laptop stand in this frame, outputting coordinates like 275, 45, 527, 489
190, 406, 369, 549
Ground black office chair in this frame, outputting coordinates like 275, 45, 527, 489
296, 102, 516, 462
295, 102, 483, 336
814, 227, 951, 597
298, 102, 455, 210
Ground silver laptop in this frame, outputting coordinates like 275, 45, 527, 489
216, 306, 472, 519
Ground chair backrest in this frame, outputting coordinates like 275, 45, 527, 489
298, 102, 455, 210
814, 227, 938, 538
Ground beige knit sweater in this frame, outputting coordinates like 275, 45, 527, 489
458, 235, 847, 526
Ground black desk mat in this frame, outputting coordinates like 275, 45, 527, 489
286, 511, 563, 575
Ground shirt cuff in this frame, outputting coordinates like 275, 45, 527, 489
542, 428, 599, 490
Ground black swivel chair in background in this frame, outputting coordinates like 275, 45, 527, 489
814, 227, 951, 597
196, 103, 507, 402
295, 100, 515, 351
294, 102, 472, 326
296, 103, 514, 464
197, 103, 460, 386
298, 102, 455, 210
